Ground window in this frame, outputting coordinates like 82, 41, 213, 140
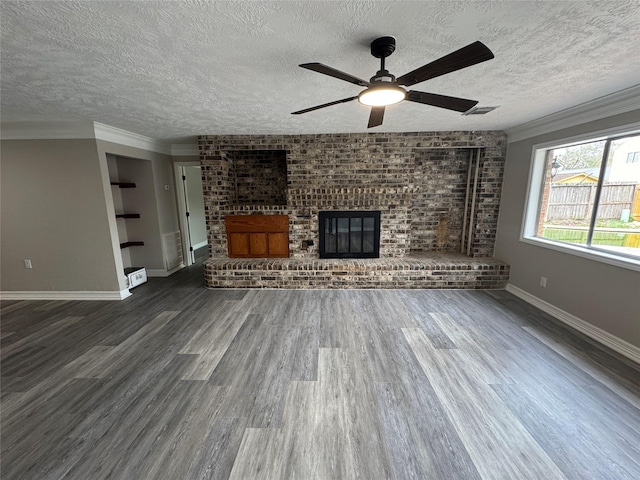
523, 129, 640, 268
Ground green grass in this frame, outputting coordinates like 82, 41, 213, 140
541, 228, 628, 246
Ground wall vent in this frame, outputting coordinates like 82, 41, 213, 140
162, 231, 183, 270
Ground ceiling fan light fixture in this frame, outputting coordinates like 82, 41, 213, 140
358, 85, 406, 107
294, 38, 495, 127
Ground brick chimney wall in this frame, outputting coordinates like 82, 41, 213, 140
199, 131, 507, 259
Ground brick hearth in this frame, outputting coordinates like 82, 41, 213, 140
204, 254, 509, 289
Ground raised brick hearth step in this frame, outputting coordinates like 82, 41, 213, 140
204, 253, 509, 289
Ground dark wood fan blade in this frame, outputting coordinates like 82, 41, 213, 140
299, 63, 370, 87
407, 91, 478, 112
367, 106, 385, 128
291, 96, 358, 115
396, 41, 494, 87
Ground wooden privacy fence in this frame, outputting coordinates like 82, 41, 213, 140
546, 182, 639, 221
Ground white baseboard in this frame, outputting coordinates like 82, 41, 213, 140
192, 241, 208, 250
146, 264, 185, 278
0, 289, 131, 301
505, 284, 640, 364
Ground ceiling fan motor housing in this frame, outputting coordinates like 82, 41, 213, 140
371, 70, 396, 83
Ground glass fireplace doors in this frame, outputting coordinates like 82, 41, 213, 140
318, 211, 381, 259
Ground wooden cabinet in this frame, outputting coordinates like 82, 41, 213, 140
225, 215, 289, 258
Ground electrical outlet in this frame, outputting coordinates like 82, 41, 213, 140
24, 259, 33, 269
540, 276, 547, 288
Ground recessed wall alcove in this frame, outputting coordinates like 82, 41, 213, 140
226, 149, 287, 206
199, 132, 510, 288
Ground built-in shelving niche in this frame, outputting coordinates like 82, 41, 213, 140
107, 154, 153, 271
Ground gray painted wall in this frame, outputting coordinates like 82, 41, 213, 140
495, 110, 640, 349
1, 139, 122, 292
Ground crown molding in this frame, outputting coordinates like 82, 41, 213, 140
171, 143, 200, 156
506, 84, 640, 143
1, 120, 171, 155
93, 122, 170, 154
0, 121, 96, 140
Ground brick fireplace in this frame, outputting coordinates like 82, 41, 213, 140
199, 131, 509, 288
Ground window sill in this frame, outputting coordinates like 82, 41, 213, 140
520, 236, 640, 272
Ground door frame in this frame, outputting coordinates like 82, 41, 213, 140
174, 161, 203, 266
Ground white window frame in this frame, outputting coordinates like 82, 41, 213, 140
521, 122, 640, 272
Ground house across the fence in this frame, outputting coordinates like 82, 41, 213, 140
552, 168, 599, 184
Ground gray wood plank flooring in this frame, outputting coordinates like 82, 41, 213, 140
2, 256, 640, 479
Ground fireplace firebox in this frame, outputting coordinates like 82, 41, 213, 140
318, 211, 381, 259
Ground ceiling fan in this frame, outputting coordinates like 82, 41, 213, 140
292, 36, 494, 128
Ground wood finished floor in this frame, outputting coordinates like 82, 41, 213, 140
2, 258, 640, 479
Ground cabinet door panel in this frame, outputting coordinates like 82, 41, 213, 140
268, 233, 289, 256
249, 233, 268, 255
228, 233, 250, 257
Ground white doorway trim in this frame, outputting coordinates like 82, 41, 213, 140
174, 161, 201, 266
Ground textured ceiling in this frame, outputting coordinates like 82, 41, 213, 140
2, 0, 639, 141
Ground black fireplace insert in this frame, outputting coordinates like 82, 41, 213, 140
318, 210, 381, 259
